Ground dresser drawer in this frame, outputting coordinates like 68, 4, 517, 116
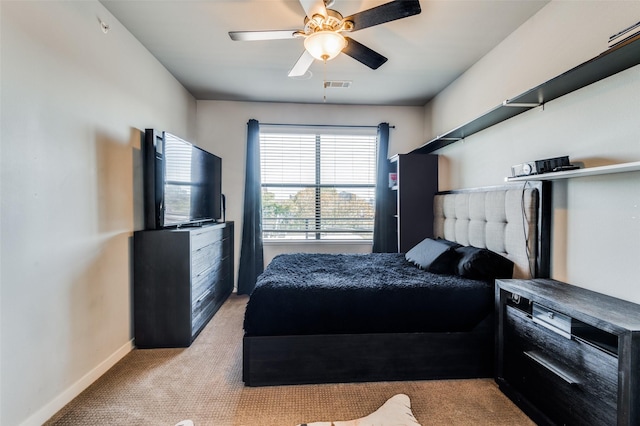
504, 306, 617, 425
191, 239, 223, 277
192, 288, 217, 337
192, 262, 224, 303
191, 226, 223, 251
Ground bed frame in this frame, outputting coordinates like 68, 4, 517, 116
243, 182, 551, 386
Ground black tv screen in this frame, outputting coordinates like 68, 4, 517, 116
143, 129, 222, 229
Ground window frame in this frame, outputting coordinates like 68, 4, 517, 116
259, 126, 378, 242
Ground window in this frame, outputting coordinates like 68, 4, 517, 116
260, 125, 378, 240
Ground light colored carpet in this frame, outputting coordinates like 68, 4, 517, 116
46, 294, 534, 426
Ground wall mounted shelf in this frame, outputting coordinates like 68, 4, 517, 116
412, 35, 640, 154
505, 161, 640, 182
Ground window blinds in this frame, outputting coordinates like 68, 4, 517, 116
260, 128, 377, 240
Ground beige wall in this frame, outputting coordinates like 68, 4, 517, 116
1, 2, 196, 425
423, 1, 640, 303
195, 101, 425, 270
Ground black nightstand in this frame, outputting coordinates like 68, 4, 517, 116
495, 279, 640, 425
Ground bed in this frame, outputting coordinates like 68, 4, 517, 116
243, 182, 551, 386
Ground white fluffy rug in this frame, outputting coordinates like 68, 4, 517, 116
298, 393, 421, 426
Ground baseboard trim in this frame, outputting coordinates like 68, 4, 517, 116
21, 339, 134, 426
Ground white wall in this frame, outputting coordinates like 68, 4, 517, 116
424, 1, 640, 303
195, 101, 424, 269
0, 2, 196, 425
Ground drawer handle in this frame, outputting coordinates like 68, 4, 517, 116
524, 351, 579, 386
532, 317, 572, 339
195, 289, 211, 304
195, 267, 212, 279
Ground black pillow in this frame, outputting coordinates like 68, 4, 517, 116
436, 238, 462, 248
455, 246, 514, 280
405, 238, 461, 275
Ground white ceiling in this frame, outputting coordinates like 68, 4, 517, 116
101, 0, 549, 106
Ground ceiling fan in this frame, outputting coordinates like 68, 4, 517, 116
229, 0, 421, 77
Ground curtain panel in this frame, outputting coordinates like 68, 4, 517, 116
237, 119, 264, 295
372, 122, 396, 253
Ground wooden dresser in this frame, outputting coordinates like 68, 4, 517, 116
495, 279, 640, 425
133, 222, 234, 348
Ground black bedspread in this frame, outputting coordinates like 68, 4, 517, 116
243, 253, 494, 336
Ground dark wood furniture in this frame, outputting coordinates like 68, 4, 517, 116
496, 278, 640, 425
133, 222, 234, 348
390, 153, 438, 252
412, 35, 640, 154
244, 315, 493, 386
243, 183, 551, 387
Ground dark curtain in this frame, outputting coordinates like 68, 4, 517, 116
237, 119, 264, 295
372, 123, 397, 253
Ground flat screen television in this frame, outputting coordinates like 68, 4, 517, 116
143, 129, 222, 229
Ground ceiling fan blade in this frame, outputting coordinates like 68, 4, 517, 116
342, 37, 388, 70
229, 30, 298, 41
298, 0, 327, 19
288, 50, 315, 77
345, 0, 421, 32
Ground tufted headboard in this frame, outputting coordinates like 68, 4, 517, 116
433, 182, 551, 279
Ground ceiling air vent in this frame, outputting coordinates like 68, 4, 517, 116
324, 80, 352, 89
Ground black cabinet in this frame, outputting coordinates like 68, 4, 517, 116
496, 279, 640, 425
133, 222, 234, 348
390, 154, 438, 252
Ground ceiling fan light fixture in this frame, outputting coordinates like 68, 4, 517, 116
304, 30, 346, 61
